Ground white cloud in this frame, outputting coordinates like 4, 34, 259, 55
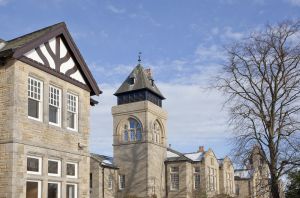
195, 44, 227, 63
223, 26, 245, 40
106, 4, 126, 14
0, 0, 9, 6
89, 67, 232, 157
286, 0, 300, 6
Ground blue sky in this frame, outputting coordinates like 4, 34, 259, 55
1, 0, 300, 159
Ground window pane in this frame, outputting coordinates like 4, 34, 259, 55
130, 130, 135, 141
27, 157, 39, 172
28, 98, 39, 118
26, 181, 39, 198
49, 105, 58, 123
129, 119, 135, 128
48, 183, 58, 198
67, 163, 75, 176
136, 130, 142, 141
67, 112, 75, 129
124, 131, 128, 142
48, 160, 58, 174
66, 184, 75, 198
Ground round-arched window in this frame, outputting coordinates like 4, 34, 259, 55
123, 118, 142, 142
153, 120, 161, 144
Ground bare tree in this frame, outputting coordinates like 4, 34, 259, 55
217, 20, 300, 198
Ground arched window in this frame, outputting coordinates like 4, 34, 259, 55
153, 121, 161, 144
123, 118, 142, 142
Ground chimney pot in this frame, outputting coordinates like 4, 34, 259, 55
198, 146, 204, 152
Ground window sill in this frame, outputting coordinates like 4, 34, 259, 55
27, 171, 42, 175
28, 116, 43, 122
67, 127, 78, 132
49, 122, 61, 128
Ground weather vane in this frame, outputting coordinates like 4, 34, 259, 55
138, 52, 142, 64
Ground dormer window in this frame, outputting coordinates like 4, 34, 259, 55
129, 77, 135, 85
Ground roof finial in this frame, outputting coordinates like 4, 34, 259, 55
138, 52, 142, 64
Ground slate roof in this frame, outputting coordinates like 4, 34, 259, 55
234, 169, 253, 180
90, 153, 118, 169
166, 148, 192, 162
0, 23, 63, 55
184, 152, 205, 161
114, 64, 165, 99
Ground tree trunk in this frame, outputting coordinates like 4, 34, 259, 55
270, 172, 280, 198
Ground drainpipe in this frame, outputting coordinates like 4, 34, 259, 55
165, 162, 168, 198
102, 166, 105, 198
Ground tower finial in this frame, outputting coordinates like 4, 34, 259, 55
138, 52, 142, 64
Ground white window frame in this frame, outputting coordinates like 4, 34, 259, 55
27, 156, 42, 175
67, 93, 78, 131
66, 183, 77, 198
119, 175, 125, 190
26, 180, 42, 198
28, 77, 43, 121
49, 85, 62, 127
66, 162, 78, 179
170, 166, 179, 191
48, 181, 61, 198
194, 167, 200, 190
48, 159, 61, 177
108, 174, 113, 189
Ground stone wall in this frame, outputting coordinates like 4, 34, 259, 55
112, 101, 168, 198
0, 60, 15, 198
0, 60, 92, 197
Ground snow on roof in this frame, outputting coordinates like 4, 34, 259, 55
234, 169, 252, 179
102, 159, 113, 165
184, 152, 204, 161
167, 150, 180, 158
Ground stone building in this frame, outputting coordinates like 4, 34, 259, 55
0, 22, 101, 198
234, 147, 285, 198
90, 64, 236, 198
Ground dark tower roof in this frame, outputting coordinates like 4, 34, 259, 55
114, 64, 165, 99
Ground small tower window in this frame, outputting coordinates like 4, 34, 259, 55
123, 118, 142, 142
153, 120, 161, 144
128, 77, 135, 85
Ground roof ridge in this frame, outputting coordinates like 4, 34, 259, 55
5, 22, 65, 43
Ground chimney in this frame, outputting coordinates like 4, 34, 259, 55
198, 146, 204, 152
169, 144, 171, 148
144, 68, 153, 80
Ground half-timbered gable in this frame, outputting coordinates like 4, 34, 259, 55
0, 22, 101, 96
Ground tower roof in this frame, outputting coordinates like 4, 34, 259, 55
114, 64, 165, 99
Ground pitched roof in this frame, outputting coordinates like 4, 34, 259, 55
0, 22, 101, 96
165, 148, 192, 162
90, 153, 118, 169
0, 22, 63, 53
234, 169, 253, 179
114, 64, 165, 99
184, 152, 205, 161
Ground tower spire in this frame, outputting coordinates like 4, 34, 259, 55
138, 52, 142, 64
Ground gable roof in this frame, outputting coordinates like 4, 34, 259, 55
90, 153, 118, 169
114, 64, 165, 99
166, 147, 192, 162
184, 151, 205, 162
0, 22, 101, 96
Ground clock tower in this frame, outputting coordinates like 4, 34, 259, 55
112, 63, 167, 198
